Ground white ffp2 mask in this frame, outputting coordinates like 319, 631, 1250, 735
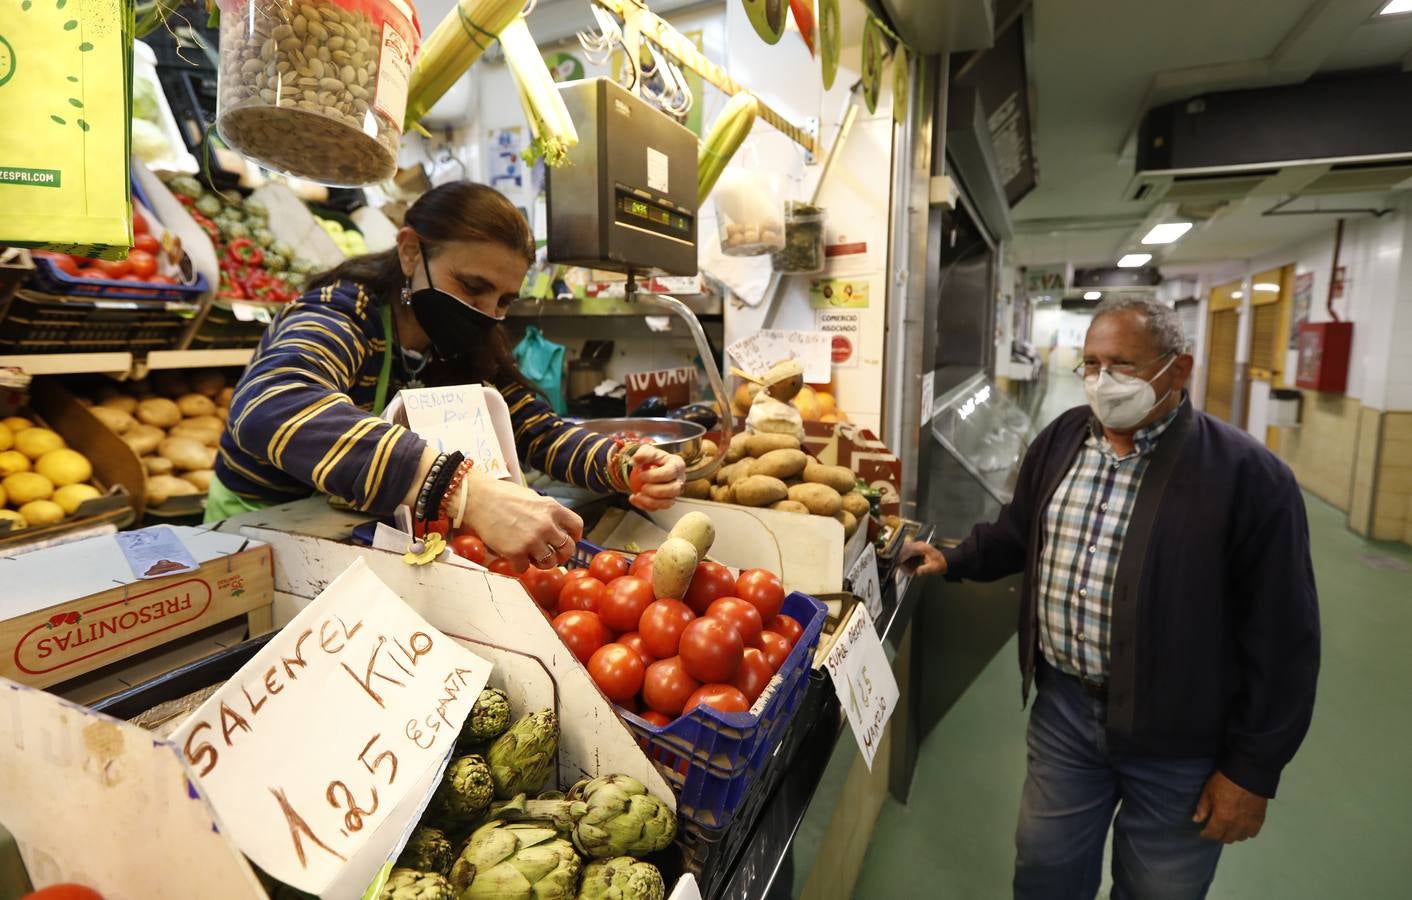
1084, 355, 1176, 430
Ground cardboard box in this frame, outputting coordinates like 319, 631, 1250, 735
0, 526, 272, 688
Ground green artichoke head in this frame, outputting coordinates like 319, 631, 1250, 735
576, 857, 666, 900
243, 198, 268, 220
450, 820, 582, 900
398, 825, 456, 876
433, 755, 495, 826
379, 867, 456, 900
488, 709, 559, 800
462, 688, 513, 744
570, 776, 676, 859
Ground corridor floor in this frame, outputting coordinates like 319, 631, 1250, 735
853, 491, 1412, 898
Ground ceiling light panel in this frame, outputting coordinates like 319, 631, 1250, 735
1117, 254, 1152, 268
1141, 222, 1194, 245
1379, 0, 1412, 15
1254, 283, 1281, 292
1083, 291, 1102, 300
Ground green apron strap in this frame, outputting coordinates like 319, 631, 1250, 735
375, 304, 395, 416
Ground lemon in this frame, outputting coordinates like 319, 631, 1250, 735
35, 448, 92, 487
2, 472, 54, 505
0, 509, 26, 531
1, 416, 34, 433
15, 427, 64, 460
0, 423, 11, 452
18, 500, 65, 527
0, 450, 30, 477
54, 483, 101, 515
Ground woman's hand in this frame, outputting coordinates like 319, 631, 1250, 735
627, 445, 686, 512
453, 472, 583, 571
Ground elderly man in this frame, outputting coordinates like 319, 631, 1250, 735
902, 296, 1319, 899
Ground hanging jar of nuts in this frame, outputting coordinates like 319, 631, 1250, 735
215, 0, 421, 186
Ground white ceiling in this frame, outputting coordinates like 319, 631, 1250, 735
1010, 0, 1412, 273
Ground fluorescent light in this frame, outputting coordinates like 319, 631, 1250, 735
1379, 0, 1412, 15
1117, 253, 1152, 268
1141, 222, 1193, 245
1254, 282, 1281, 292
1232, 291, 1244, 299
1083, 291, 1102, 301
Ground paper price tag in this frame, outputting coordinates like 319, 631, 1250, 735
726, 330, 832, 382
847, 544, 883, 620
823, 603, 898, 770
401, 384, 511, 479
172, 557, 493, 895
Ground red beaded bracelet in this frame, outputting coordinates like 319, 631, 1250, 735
438, 458, 476, 521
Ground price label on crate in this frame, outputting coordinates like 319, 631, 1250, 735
823, 603, 898, 770
172, 557, 492, 895
726, 329, 832, 382
847, 544, 883, 620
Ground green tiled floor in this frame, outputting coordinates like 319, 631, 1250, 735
855, 492, 1412, 898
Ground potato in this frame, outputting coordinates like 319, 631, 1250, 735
803, 459, 857, 494
727, 462, 757, 486
715, 461, 739, 486
769, 500, 810, 515
788, 482, 843, 517
136, 397, 181, 429
744, 433, 801, 457
144, 456, 174, 476
152, 371, 191, 399
158, 436, 210, 471
122, 424, 164, 456
170, 423, 221, 448
216, 386, 235, 409
682, 478, 713, 500
147, 474, 198, 506
724, 432, 751, 463
177, 394, 217, 418
735, 475, 789, 508
99, 395, 138, 414
183, 415, 225, 432
841, 491, 872, 520
182, 469, 215, 491
190, 369, 226, 398
710, 484, 736, 504
652, 536, 700, 600
668, 511, 716, 557
835, 509, 859, 538
698, 439, 718, 461
90, 406, 136, 434
752, 448, 807, 480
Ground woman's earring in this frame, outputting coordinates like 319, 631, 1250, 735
400, 283, 413, 306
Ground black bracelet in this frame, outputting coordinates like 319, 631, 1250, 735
420, 451, 464, 525
415, 452, 451, 521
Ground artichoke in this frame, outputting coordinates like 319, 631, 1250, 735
576, 857, 666, 900
244, 198, 268, 220
195, 194, 223, 217
398, 826, 456, 876
263, 252, 288, 272
252, 227, 276, 248
567, 776, 675, 860
379, 867, 456, 900
432, 755, 495, 826
461, 688, 513, 745
271, 240, 297, 261
168, 174, 203, 200
449, 821, 581, 900
488, 710, 559, 799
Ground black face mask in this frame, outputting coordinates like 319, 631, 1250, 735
408, 244, 504, 361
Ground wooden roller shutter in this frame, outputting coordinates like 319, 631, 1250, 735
1205, 308, 1238, 423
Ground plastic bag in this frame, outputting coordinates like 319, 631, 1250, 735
514, 325, 568, 414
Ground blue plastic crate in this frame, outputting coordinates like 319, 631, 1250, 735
569, 541, 828, 832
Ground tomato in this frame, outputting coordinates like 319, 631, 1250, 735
94, 258, 131, 279
132, 209, 150, 235
639, 599, 695, 659
600, 575, 655, 633
450, 534, 487, 565
734, 647, 773, 703
628, 550, 655, 577
21, 888, 103, 900
684, 560, 736, 615
127, 249, 158, 278
588, 550, 630, 583
414, 516, 449, 539
522, 566, 566, 610
759, 630, 791, 671
617, 631, 656, 667
133, 232, 161, 255
588, 643, 646, 703
638, 709, 672, 728
488, 557, 519, 578
629, 457, 658, 495
772, 614, 804, 648
684, 683, 750, 715
564, 566, 594, 581
642, 655, 701, 717
706, 597, 763, 648
678, 616, 744, 683
39, 253, 83, 277
552, 610, 608, 664
736, 569, 785, 622
559, 575, 606, 613
148, 274, 176, 284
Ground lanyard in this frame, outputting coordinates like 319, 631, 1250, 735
375, 304, 395, 416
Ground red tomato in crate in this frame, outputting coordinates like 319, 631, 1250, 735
522, 566, 566, 610
642, 656, 701, 717
772, 614, 804, 649
552, 610, 608, 664
133, 232, 161, 256
132, 210, 150, 235
600, 575, 655, 633
685, 684, 750, 715
759, 631, 791, 671
22, 887, 104, 900
639, 599, 695, 659
37, 253, 83, 277
450, 534, 487, 565
736, 568, 786, 622
488, 557, 520, 578
678, 616, 744, 683
638, 709, 672, 728
734, 647, 773, 704
127, 249, 158, 278
628, 550, 655, 577
564, 566, 594, 581
617, 631, 656, 667
588, 643, 646, 704
707, 597, 763, 648
683, 560, 736, 615
93, 258, 131, 279
588, 550, 630, 583
559, 575, 606, 614
148, 274, 176, 285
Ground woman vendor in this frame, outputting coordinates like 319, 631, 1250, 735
207, 181, 685, 570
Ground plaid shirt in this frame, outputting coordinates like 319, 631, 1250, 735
1036, 402, 1183, 682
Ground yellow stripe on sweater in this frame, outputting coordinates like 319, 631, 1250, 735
311, 416, 383, 492
269, 394, 347, 467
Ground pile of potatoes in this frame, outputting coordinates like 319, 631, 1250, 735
682, 432, 872, 538
731, 381, 848, 425
80, 369, 234, 508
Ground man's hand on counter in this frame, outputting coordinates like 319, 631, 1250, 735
900, 540, 947, 576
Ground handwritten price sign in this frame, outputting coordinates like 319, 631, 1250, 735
822, 603, 898, 770
402, 385, 512, 479
173, 558, 492, 895
726, 330, 832, 382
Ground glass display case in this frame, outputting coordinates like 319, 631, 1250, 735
928, 371, 1035, 505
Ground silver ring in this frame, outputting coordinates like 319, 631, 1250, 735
533, 549, 555, 565
550, 537, 571, 552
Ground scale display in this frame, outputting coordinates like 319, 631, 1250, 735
615, 188, 692, 241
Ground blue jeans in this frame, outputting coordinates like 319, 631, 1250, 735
1013, 660, 1224, 900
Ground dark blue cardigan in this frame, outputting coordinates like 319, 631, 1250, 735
941, 400, 1320, 798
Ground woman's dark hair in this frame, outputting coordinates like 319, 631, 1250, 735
306, 181, 538, 391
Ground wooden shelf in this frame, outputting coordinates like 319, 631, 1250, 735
144, 349, 255, 370
509, 296, 723, 318
0, 353, 133, 376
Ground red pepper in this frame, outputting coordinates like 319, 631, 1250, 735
226, 238, 263, 267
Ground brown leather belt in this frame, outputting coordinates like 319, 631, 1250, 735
1075, 676, 1108, 701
